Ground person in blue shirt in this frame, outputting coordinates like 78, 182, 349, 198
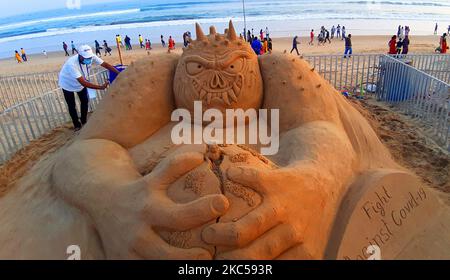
251, 37, 262, 55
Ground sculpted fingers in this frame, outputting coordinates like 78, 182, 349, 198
146, 152, 204, 187
202, 203, 282, 247
215, 224, 302, 260
148, 194, 229, 231
133, 227, 212, 260
226, 166, 270, 194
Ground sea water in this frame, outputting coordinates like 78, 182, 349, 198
0, 0, 449, 58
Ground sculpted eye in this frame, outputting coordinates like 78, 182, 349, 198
226, 57, 244, 74
186, 62, 204, 75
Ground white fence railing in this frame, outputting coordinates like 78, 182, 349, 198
377, 55, 449, 150
0, 70, 109, 163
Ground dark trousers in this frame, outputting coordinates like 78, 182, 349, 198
290, 46, 299, 55
63, 88, 89, 129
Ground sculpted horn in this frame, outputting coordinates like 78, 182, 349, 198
196, 23, 206, 41
228, 20, 237, 41
209, 26, 217, 35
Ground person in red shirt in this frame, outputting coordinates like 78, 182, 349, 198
309, 29, 314, 45
440, 33, 448, 54
388, 35, 397, 54
168, 36, 175, 53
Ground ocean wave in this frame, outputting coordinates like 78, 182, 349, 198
345, 1, 449, 7
0, 8, 141, 31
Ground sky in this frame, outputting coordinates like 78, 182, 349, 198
0, 0, 124, 18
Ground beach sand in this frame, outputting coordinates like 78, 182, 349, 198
0, 35, 441, 75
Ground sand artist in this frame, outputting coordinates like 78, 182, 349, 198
0, 21, 426, 259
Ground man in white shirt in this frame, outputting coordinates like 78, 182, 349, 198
58, 45, 119, 131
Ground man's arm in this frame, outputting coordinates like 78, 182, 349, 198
101, 62, 120, 74
77, 76, 109, 90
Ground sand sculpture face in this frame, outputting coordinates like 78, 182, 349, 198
174, 22, 263, 113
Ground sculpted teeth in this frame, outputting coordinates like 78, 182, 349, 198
200, 89, 207, 99
232, 82, 240, 97
222, 92, 231, 105
228, 90, 238, 102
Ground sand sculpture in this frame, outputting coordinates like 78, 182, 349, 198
0, 21, 446, 260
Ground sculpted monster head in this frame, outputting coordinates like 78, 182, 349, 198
174, 21, 263, 113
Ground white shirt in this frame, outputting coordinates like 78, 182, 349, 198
58, 55, 104, 92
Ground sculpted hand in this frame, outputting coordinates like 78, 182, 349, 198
53, 140, 229, 259
202, 166, 328, 260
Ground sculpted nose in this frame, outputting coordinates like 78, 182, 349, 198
210, 72, 226, 89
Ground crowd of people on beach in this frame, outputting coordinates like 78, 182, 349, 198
10, 22, 450, 63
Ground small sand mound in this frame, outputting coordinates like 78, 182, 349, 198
0, 125, 75, 198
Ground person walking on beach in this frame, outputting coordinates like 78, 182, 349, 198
14, 51, 22, 63
402, 35, 410, 54
95, 40, 102, 57
336, 24, 341, 39
103, 40, 112, 56
331, 25, 336, 39
405, 26, 410, 37
399, 26, 405, 40
397, 25, 401, 37
145, 39, 152, 51
265, 27, 269, 38
71, 41, 78, 55
309, 30, 314, 45
440, 33, 448, 54
434, 23, 438, 35
20, 48, 27, 62
161, 35, 166, 47
291, 35, 300, 55
388, 35, 397, 54
168, 36, 175, 52
43, 50, 48, 58
247, 30, 251, 43
124, 35, 132, 50
325, 29, 331, 44
139, 34, 144, 48
396, 38, 403, 55
344, 34, 352, 58
63, 42, 70, 56
342, 26, 346, 40
58, 45, 119, 131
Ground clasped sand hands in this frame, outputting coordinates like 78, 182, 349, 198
0, 21, 406, 259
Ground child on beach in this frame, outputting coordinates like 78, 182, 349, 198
161, 35, 166, 47
14, 50, 22, 63
309, 30, 314, 45
342, 26, 346, 40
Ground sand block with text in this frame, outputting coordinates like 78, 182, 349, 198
326, 169, 443, 260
